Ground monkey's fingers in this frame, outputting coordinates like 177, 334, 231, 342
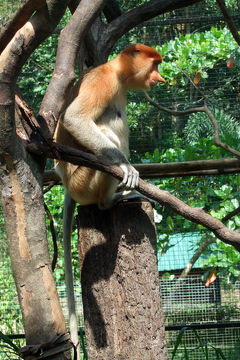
132, 170, 139, 188
119, 163, 129, 187
119, 164, 139, 189
126, 171, 133, 188
128, 167, 139, 188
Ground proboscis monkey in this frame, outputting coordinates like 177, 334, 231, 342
54, 44, 165, 354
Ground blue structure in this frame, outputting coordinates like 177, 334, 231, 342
158, 232, 203, 272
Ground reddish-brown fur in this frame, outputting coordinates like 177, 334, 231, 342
54, 44, 165, 209
57, 46, 165, 350
122, 44, 162, 62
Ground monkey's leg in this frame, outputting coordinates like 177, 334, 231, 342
96, 170, 153, 209
96, 172, 120, 210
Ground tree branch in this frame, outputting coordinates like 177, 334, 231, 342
44, 203, 58, 272
97, 0, 204, 58
43, 157, 240, 185
0, 0, 70, 81
39, 0, 108, 139
216, 0, 240, 47
0, 1, 70, 154
135, 158, 240, 178
144, 71, 240, 159
177, 64, 240, 157
0, 0, 46, 55
180, 236, 216, 277
203, 104, 240, 158
144, 91, 205, 116
222, 206, 240, 223
27, 140, 240, 252
103, 0, 122, 22
180, 204, 240, 277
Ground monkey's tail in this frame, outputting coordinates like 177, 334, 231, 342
63, 192, 80, 359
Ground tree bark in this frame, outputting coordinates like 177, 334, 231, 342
0, 2, 72, 358
0, 120, 70, 360
0, 0, 46, 55
77, 199, 169, 360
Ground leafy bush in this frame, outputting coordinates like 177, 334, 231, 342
183, 108, 240, 147
158, 27, 240, 85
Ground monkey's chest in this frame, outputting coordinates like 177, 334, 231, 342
97, 105, 129, 153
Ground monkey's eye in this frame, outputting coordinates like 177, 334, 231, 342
134, 49, 141, 53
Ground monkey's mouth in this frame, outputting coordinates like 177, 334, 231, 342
149, 79, 158, 87
150, 76, 165, 87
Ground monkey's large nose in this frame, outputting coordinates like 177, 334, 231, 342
150, 72, 165, 87
157, 73, 165, 83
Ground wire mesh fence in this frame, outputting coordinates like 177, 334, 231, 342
56, 276, 240, 359
0, 259, 240, 359
168, 327, 240, 360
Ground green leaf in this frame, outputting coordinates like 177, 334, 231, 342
0, 331, 19, 353
183, 344, 189, 359
171, 327, 188, 359
166, 216, 174, 231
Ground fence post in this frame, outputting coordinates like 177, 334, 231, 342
77, 199, 169, 360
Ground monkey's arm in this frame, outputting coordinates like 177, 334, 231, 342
62, 113, 139, 188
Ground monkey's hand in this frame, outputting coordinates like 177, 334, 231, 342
119, 163, 139, 189
101, 148, 139, 189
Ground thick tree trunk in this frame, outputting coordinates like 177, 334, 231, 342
0, 114, 69, 360
77, 199, 169, 360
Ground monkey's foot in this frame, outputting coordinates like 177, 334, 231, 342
112, 190, 154, 207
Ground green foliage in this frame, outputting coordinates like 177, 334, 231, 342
0, 206, 23, 338
0, 0, 21, 25
17, 23, 240, 161
18, 10, 71, 114
0, 331, 20, 359
158, 27, 240, 85
200, 240, 240, 282
126, 26, 240, 160
114, 0, 147, 14
171, 328, 227, 360
0, 262, 22, 334
183, 108, 240, 148
79, 328, 88, 360
18, 35, 58, 113
2, 6, 240, 356
145, 142, 240, 280
224, 0, 239, 8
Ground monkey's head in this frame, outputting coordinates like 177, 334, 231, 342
119, 44, 165, 90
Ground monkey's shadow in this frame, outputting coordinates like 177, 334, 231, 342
78, 199, 156, 350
